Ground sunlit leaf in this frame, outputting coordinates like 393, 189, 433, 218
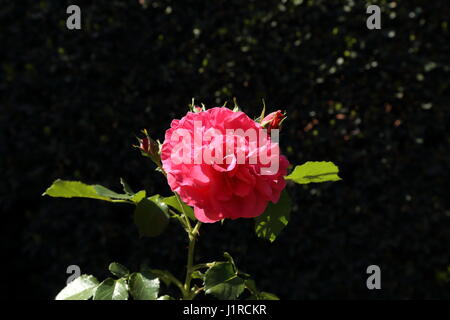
43, 179, 146, 203
285, 161, 342, 184
129, 272, 160, 300
109, 262, 130, 278
204, 262, 245, 300
55, 275, 99, 300
163, 195, 196, 221
93, 278, 128, 300
255, 191, 292, 242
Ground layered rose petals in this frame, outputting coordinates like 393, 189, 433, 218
161, 107, 289, 223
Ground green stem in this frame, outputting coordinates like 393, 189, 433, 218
174, 192, 192, 233
183, 221, 201, 300
191, 262, 214, 271
156, 163, 202, 300
184, 236, 195, 296
111, 199, 134, 204
191, 287, 204, 299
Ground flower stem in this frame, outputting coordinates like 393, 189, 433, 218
155, 153, 203, 300
183, 221, 201, 300
191, 262, 213, 271
174, 192, 192, 233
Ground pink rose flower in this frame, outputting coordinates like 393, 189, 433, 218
161, 107, 289, 223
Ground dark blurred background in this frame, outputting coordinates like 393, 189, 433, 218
1, 0, 449, 299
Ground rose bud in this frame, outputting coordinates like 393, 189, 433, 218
137, 130, 162, 166
139, 137, 150, 154
261, 110, 286, 133
191, 105, 206, 113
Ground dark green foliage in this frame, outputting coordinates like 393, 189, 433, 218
1, 0, 448, 299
